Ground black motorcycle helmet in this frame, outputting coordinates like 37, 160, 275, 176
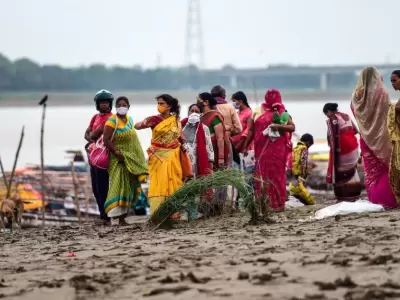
94, 89, 113, 112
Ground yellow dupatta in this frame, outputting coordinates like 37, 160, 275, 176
388, 102, 400, 203
147, 115, 183, 214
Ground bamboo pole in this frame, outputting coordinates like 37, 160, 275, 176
7, 126, 25, 199
0, 157, 9, 192
71, 160, 82, 225
39, 95, 48, 227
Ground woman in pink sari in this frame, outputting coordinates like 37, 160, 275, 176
254, 89, 295, 211
351, 66, 397, 209
231, 91, 255, 174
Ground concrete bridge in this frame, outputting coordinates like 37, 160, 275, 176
218, 64, 399, 91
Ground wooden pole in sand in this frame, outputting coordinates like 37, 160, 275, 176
6, 126, 25, 199
71, 160, 82, 225
39, 95, 48, 227
0, 157, 9, 192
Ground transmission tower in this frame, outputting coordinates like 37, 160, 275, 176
184, 0, 205, 69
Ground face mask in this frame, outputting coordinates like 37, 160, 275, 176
116, 107, 129, 115
232, 102, 239, 109
196, 101, 204, 111
188, 113, 200, 124
158, 104, 168, 114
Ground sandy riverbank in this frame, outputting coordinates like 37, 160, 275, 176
2, 203, 400, 300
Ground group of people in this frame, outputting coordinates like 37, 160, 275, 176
321, 67, 400, 209
84, 67, 400, 226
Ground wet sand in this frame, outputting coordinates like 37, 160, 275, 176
2, 206, 400, 300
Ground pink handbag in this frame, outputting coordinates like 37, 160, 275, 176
89, 117, 117, 169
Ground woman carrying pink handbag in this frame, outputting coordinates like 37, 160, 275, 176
84, 89, 114, 225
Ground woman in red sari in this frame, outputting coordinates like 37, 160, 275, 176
254, 89, 295, 211
323, 103, 362, 201
197, 92, 230, 214
181, 104, 214, 178
197, 92, 230, 169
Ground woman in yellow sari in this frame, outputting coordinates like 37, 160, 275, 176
135, 94, 183, 215
388, 70, 400, 203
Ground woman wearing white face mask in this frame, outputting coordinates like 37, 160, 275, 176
102, 96, 149, 225
181, 104, 214, 178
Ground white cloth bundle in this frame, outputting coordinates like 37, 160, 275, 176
262, 125, 280, 141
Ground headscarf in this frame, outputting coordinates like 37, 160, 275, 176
264, 89, 286, 114
351, 66, 392, 164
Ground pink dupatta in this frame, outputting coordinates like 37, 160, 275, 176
351, 67, 397, 208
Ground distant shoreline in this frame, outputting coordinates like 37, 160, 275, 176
0, 89, 399, 107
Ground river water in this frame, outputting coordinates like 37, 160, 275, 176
0, 99, 355, 170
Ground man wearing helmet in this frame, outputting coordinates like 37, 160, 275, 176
84, 89, 113, 224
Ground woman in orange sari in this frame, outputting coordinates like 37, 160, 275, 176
135, 94, 183, 215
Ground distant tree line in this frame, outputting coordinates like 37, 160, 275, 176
0, 53, 359, 92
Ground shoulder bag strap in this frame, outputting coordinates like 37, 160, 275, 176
111, 115, 118, 141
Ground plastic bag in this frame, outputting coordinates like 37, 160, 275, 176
314, 200, 384, 220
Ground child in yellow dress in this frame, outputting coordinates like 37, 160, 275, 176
289, 133, 315, 205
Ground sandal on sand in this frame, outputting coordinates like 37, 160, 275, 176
110, 219, 119, 226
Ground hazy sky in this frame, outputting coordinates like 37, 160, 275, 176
1, 0, 399, 68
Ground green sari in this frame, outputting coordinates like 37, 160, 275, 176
104, 115, 148, 217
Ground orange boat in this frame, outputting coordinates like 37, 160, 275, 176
0, 182, 45, 210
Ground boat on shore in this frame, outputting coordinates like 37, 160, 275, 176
0, 162, 101, 228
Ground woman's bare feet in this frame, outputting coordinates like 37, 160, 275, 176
119, 214, 128, 225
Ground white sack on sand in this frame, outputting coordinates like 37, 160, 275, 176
314, 200, 384, 220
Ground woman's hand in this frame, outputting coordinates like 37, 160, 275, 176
218, 158, 225, 167
270, 124, 280, 131
138, 174, 147, 183
180, 144, 187, 153
115, 150, 124, 163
